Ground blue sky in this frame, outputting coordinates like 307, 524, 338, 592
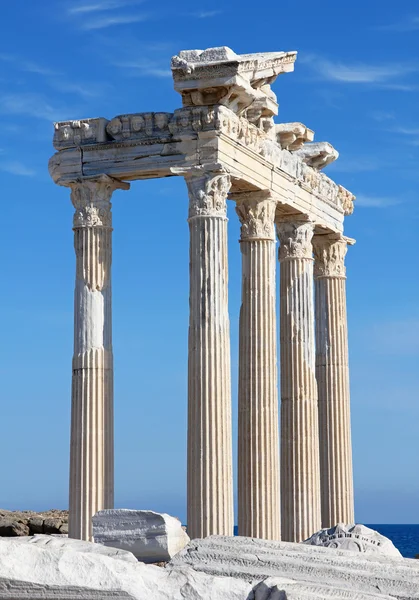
0, 0, 418, 524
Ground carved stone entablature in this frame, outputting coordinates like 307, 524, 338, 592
106, 112, 172, 141
53, 118, 109, 150
313, 234, 352, 278
185, 169, 231, 220
171, 46, 296, 118
295, 142, 339, 170
276, 122, 314, 151
339, 186, 355, 216
276, 219, 314, 261
69, 175, 129, 229
233, 191, 277, 241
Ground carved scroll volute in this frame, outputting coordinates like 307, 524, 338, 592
234, 193, 277, 241
185, 172, 231, 219
313, 235, 349, 279
276, 219, 314, 261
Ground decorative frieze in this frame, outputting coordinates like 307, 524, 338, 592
53, 118, 109, 150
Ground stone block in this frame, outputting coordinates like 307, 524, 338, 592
303, 523, 402, 557
92, 509, 190, 563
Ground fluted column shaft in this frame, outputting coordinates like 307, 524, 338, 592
235, 192, 280, 540
313, 235, 354, 528
277, 219, 321, 542
69, 175, 129, 541
185, 171, 234, 539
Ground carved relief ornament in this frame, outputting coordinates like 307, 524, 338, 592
313, 236, 349, 278
234, 193, 277, 241
276, 219, 314, 260
69, 176, 130, 229
185, 172, 231, 219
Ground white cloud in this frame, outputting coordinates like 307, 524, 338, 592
68, 0, 143, 14
378, 15, 419, 32
0, 161, 36, 177
111, 59, 171, 77
0, 54, 58, 77
81, 13, 148, 29
194, 10, 223, 18
301, 54, 417, 88
355, 194, 400, 208
329, 157, 381, 173
371, 111, 395, 122
0, 93, 74, 121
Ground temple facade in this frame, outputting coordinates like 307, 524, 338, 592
49, 46, 355, 543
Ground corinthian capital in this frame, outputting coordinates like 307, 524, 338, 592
313, 235, 353, 278
276, 219, 314, 260
185, 171, 231, 219
234, 191, 277, 241
69, 175, 130, 229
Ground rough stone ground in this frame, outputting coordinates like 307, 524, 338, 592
0, 509, 68, 536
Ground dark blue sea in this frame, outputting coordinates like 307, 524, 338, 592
233, 525, 419, 559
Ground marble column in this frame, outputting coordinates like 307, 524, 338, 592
277, 218, 321, 543
313, 234, 355, 528
234, 192, 280, 540
69, 175, 129, 541
185, 170, 234, 539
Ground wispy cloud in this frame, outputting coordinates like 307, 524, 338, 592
193, 9, 223, 18
377, 15, 419, 32
0, 54, 59, 77
301, 54, 417, 89
0, 93, 75, 121
81, 13, 148, 29
355, 194, 401, 208
67, 0, 144, 14
111, 59, 170, 77
329, 157, 382, 173
0, 161, 36, 177
371, 110, 395, 122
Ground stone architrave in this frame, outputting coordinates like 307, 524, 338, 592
69, 175, 129, 541
234, 191, 280, 540
277, 219, 321, 543
184, 170, 234, 539
313, 234, 355, 528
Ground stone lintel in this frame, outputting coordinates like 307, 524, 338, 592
50, 106, 354, 230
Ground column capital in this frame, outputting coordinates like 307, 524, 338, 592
69, 175, 130, 229
232, 191, 277, 242
276, 218, 314, 261
313, 234, 355, 279
184, 169, 231, 220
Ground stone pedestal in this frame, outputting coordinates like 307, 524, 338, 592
69, 175, 129, 541
185, 171, 234, 539
234, 192, 280, 540
277, 219, 321, 542
313, 234, 354, 528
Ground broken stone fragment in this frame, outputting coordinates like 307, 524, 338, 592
275, 122, 315, 151
303, 523, 402, 557
0, 519, 29, 537
92, 509, 190, 564
295, 141, 339, 169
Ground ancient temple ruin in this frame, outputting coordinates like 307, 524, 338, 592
49, 47, 355, 543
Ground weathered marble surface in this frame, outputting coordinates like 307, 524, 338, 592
170, 536, 419, 599
92, 509, 190, 563
0, 536, 252, 600
1, 534, 414, 600
304, 524, 402, 557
